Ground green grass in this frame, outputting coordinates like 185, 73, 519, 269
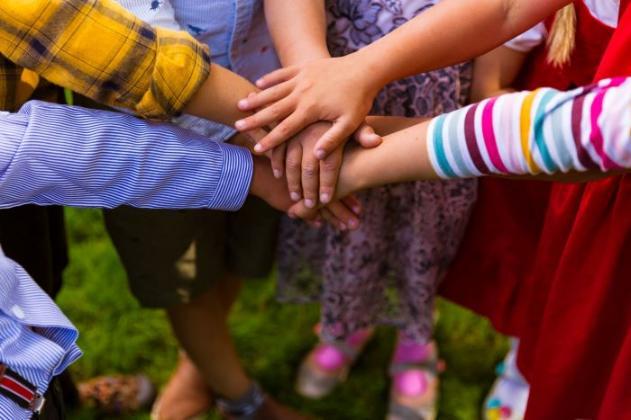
57, 208, 508, 420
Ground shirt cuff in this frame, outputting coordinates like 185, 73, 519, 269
211, 144, 254, 211
135, 27, 211, 118
0, 112, 26, 175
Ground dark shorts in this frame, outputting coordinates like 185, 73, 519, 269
103, 197, 279, 308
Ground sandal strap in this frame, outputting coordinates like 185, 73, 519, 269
216, 382, 265, 420
388, 400, 430, 420
297, 361, 344, 390
389, 358, 440, 377
318, 339, 362, 361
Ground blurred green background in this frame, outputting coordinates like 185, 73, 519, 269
58, 208, 508, 420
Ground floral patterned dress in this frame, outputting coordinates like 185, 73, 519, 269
277, 0, 477, 343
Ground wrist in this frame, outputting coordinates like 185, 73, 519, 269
284, 48, 331, 66
249, 157, 263, 198
352, 46, 390, 96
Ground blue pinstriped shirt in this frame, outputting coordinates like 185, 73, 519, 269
0, 247, 82, 420
0, 100, 254, 417
0, 100, 254, 210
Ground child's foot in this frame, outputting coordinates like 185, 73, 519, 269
483, 340, 529, 420
387, 339, 442, 420
151, 353, 213, 420
296, 326, 374, 399
78, 374, 156, 416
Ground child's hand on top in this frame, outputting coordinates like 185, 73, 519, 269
271, 121, 342, 208
235, 55, 383, 159
250, 156, 362, 231
270, 121, 385, 208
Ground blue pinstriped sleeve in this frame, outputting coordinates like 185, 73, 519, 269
0, 249, 82, 420
0, 101, 253, 211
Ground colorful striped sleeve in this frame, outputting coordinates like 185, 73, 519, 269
427, 77, 631, 178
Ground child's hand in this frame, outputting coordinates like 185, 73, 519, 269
249, 156, 360, 229
271, 122, 344, 208
235, 55, 382, 159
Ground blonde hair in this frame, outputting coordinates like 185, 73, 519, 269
547, 5, 577, 67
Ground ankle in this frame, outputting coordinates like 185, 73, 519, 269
216, 382, 265, 419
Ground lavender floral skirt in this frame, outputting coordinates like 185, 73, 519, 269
277, 0, 477, 343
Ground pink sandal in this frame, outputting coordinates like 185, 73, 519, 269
295, 325, 374, 399
387, 339, 444, 420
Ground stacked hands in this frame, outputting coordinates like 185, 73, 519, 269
237, 57, 385, 230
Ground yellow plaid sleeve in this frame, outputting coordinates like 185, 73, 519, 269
0, 0, 210, 118
0, 56, 20, 111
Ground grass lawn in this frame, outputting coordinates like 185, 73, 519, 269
57, 208, 508, 420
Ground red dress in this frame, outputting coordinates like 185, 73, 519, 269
440, 1, 631, 417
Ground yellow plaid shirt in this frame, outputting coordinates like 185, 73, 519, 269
0, 0, 210, 117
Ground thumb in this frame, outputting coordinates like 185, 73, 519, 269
354, 122, 382, 148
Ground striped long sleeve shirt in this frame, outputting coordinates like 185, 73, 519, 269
428, 77, 631, 178
0, 100, 253, 210
0, 246, 82, 420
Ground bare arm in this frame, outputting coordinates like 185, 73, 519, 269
264, 0, 330, 64
184, 64, 260, 128
355, 0, 569, 90
470, 46, 528, 102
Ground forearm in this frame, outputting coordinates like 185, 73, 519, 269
264, 0, 330, 65
365, 116, 428, 136
353, 0, 570, 91
184, 64, 260, 127
0, 101, 254, 210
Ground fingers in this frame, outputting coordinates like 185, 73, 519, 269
285, 141, 303, 202
313, 117, 358, 159
270, 143, 286, 178
242, 128, 269, 149
287, 199, 360, 231
237, 82, 292, 112
318, 149, 343, 205
321, 201, 360, 231
255, 66, 299, 90
301, 149, 320, 209
318, 207, 346, 230
253, 109, 313, 153
354, 122, 383, 148
235, 97, 294, 133
342, 195, 362, 215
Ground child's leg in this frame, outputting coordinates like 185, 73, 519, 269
153, 275, 243, 419
166, 275, 250, 400
296, 326, 374, 399
388, 333, 441, 420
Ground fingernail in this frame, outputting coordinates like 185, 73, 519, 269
290, 192, 301, 202
348, 219, 358, 229
288, 212, 297, 219
254, 144, 264, 153
314, 220, 323, 228
339, 223, 347, 231
315, 149, 326, 159
235, 120, 247, 130
305, 199, 315, 209
238, 99, 248, 109
256, 79, 264, 87
320, 193, 330, 204
352, 205, 361, 214
273, 169, 282, 178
